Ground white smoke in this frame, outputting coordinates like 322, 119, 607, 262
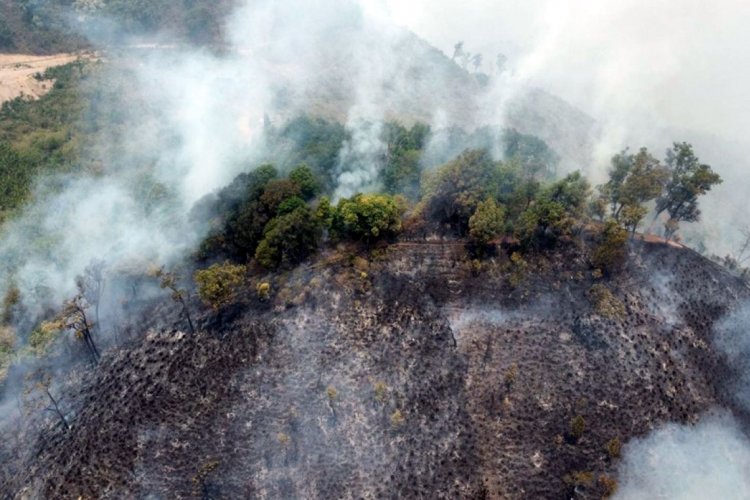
0, 0, 428, 319
612, 300, 750, 498
614, 413, 750, 500
714, 302, 750, 412
387, 0, 750, 253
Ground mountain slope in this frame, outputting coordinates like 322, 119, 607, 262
5, 237, 747, 499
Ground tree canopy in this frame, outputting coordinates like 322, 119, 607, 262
469, 198, 506, 247
255, 205, 321, 269
422, 149, 498, 232
656, 143, 722, 239
332, 193, 403, 244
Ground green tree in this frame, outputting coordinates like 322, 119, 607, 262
221, 173, 298, 260
315, 196, 333, 228
277, 196, 306, 216
194, 262, 247, 310
656, 142, 722, 240
383, 148, 422, 199
260, 179, 303, 214
469, 198, 506, 246
588, 197, 607, 222
0, 142, 34, 218
289, 163, 320, 200
502, 129, 559, 180
332, 193, 403, 244
515, 197, 568, 247
255, 206, 321, 268
544, 171, 590, 216
422, 149, 498, 232
620, 204, 648, 236
0, 18, 13, 50
514, 172, 589, 247
198, 164, 279, 260
599, 148, 668, 224
381, 122, 429, 200
276, 116, 349, 192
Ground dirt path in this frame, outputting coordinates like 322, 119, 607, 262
0, 53, 91, 105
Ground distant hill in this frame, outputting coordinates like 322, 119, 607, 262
1, 1, 598, 172
0, 0, 235, 54
262, 26, 597, 171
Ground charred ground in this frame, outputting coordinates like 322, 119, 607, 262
3, 235, 748, 499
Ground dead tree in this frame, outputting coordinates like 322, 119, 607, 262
152, 267, 195, 334
737, 226, 750, 266
62, 294, 100, 365
79, 260, 105, 334
45, 389, 70, 431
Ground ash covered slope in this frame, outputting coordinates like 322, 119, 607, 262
9, 238, 749, 499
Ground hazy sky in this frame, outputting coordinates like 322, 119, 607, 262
369, 0, 750, 147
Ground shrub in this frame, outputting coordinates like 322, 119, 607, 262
570, 415, 586, 439
564, 471, 594, 487
591, 219, 629, 274
605, 436, 622, 459
2, 285, 21, 323
326, 386, 338, 401
194, 262, 246, 310
470, 258, 482, 276
504, 363, 519, 389
374, 381, 387, 403
469, 198, 506, 247
28, 320, 61, 353
256, 282, 271, 301
509, 252, 528, 287
599, 474, 618, 497
0, 326, 15, 356
390, 409, 405, 427
277, 432, 291, 446
589, 284, 626, 319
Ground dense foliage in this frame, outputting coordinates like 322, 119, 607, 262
0, 60, 723, 280
0, 61, 91, 220
331, 193, 404, 244
468, 198, 505, 247
194, 262, 246, 310
255, 205, 321, 269
190, 110, 722, 276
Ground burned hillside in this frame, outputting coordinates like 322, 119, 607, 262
2, 236, 748, 499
